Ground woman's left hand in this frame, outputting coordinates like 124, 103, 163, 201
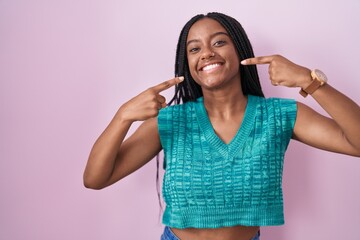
241, 55, 312, 89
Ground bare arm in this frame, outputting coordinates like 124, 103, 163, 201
83, 77, 184, 189
242, 55, 360, 157
293, 84, 360, 156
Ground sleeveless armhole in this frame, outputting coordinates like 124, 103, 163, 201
158, 108, 170, 169
278, 98, 297, 150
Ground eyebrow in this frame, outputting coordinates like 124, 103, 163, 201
186, 32, 230, 46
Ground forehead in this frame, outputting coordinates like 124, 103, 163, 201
187, 18, 228, 40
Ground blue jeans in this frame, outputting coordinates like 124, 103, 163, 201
160, 226, 260, 240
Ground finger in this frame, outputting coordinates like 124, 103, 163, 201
157, 95, 166, 104
151, 76, 184, 93
241, 56, 274, 65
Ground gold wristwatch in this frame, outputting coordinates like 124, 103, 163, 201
299, 69, 328, 97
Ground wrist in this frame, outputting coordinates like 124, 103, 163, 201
297, 68, 312, 89
115, 106, 135, 124
299, 69, 328, 98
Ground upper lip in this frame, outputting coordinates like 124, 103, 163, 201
198, 61, 224, 71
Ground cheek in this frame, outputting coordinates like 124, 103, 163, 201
187, 57, 198, 78
228, 54, 240, 73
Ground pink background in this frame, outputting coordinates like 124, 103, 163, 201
1, 0, 359, 239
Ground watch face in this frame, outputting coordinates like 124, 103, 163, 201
314, 69, 328, 82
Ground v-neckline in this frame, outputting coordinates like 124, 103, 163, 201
195, 95, 257, 159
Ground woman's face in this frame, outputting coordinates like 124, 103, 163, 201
186, 18, 241, 90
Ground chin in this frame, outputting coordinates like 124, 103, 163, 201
202, 82, 225, 90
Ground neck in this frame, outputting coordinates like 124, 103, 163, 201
202, 87, 247, 120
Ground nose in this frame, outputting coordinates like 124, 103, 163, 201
201, 48, 215, 60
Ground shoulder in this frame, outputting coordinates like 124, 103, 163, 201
251, 95, 295, 105
250, 95, 297, 128
158, 99, 200, 131
251, 95, 297, 112
159, 99, 200, 115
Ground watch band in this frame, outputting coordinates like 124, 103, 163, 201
299, 69, 327, 97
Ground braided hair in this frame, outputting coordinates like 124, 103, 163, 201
169, 12, 264, 105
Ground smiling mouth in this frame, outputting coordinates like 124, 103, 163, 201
200, 63, 223, 71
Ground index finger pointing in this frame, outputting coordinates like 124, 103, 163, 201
151, 76, 184, 93
241, 56, 274, 65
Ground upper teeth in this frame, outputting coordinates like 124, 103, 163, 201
202, 63, 220, 71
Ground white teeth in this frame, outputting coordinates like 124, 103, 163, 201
202, 63, 220, 71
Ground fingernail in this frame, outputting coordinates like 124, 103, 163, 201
178, 76, 184, 82
240, 60, 247, 65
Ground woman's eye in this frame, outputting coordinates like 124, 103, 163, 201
214, 40, 226, 46
189, 47, 200, 53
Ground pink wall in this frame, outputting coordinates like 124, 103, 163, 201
1, 0, 359, 239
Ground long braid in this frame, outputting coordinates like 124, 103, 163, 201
169, 14, 205, 105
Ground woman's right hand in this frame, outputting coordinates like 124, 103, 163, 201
117, 76, 184, 122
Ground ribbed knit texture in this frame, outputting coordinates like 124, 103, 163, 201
158, 95, 297, 228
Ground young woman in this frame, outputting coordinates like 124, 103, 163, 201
83, 12, 360, 240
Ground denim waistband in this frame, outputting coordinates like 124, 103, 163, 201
160, 226, 260, 240
160, 226, 180, 240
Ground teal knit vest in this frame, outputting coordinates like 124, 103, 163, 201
158, 95, 297, 228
